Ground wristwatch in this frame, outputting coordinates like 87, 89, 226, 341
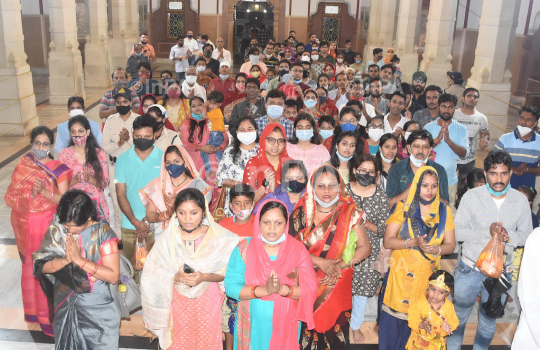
262, 179, 269, 189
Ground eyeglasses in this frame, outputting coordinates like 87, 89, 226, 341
369, 125, 383, 130
266, 137, 286, 145
32, 141, 51, 148
341, 118, 358, 125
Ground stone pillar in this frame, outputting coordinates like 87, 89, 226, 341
108, 0, 128, 71
364, 0, 398, 64
48, 0, 86, 105
125, 0, 139, 54
85, 0, 109, 88
395, 0, 422, 83
468, 0, 520, 142
0, 0, 39, 136
419, 0, 458, 88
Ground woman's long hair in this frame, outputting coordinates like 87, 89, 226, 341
188, 96, 207, 144
455, 168, 485, 209
402, 120, 419, 150
231, 116, 259, 165
375, 133, 398, 176
288, 112, 321, 145
164, 146, 194, 179
330, 131, 359, 169
406, 168, 439, 219
68, 115, 104, 189
160, 80, 183, 107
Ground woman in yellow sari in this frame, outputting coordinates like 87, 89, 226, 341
379, 166, 456, 350
158, 81, 191, 131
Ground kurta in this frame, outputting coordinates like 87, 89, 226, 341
286, 143, 331, 177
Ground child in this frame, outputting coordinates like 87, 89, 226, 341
201, 91, 225, 176
218, 183, 255, 235
406, 270, 459, 350
283, 99, 299, 121
335, 52, 347, 75
279, 74, 300, 100
318, 115, 335, 140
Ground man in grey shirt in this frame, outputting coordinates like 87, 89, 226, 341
412, 85, 443, 129
365, 77, 389, 116
448, 150, 532, 350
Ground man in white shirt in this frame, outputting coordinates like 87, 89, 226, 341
184, 30, 199, 66
383, 92, 408, 135
212, 37, 232, 66
169, 36, 191, 83
328, 73, 350, 110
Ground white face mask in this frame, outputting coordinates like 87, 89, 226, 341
380, 152, 395, 164
236, 131, 257, 145
314, 192, 340, 208
409, 152, 428, 167
395, 64, 400, 68
261, 230, 287, 245
301, 56, 311, 62
311, 55, 319, 61
337, 58, 344, 64
517, 125, 533, 137
185, 75, 197, 85
249, 55, 259, 65
196, 66, 205, 72
368, 128, 384, 142
405, 131, 412, 141
69, 109, 84, 118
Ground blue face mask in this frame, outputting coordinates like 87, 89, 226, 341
341, 123, 357, 132
296, 129, 314, 142
337, 150, 353, 162
294, 79, 302, 84
304, 99, 317, 109
166, 163, 186, 178
135, 52, 142, 57
191, 112, 203, 120
486, 182, 511, 197
319, 129, 333, 139
355, 59, 362, 64
267, 105, 284, 119
319, 96, 328, 104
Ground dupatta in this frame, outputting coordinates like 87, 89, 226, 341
289, 165, 364, 332
141, 202, 239, 349
5, 153, 71, 257
299, 89, 324, 121
236, 199, 318, 350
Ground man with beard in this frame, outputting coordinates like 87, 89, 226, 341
386, 129, 449, 207
365, 77, 388, 116
412, 85, 443, 129
448, 150, 532, 350
400, 82, 423, 119
424, 93, 469, 210
380, 64, 397, 97
411, 71, 428, 108
169, 36, 191, 83
366, 64, 380, 84
99, 68, 140, 122
131, 33, 155, 61
328, 72, 350, 110
494, 105, 540, 189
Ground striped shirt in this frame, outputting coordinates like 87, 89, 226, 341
495, 130, 540, 189
99, 89, 141, 113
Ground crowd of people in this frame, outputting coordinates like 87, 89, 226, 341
4, 30, 540, 350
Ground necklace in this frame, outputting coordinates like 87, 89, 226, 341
172, 175, 188, 188
316, 202, 338, 213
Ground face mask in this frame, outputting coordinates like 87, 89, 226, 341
167, 90, 181, 99
31, 146, 50, 160
116, 105, 131, 115
304, 99, 317, 109
319, 96, 328, 104
187, 35, 193, 39
69, 109, 84, 118
378, 55, 383, 60
517, 125, 533, 137
486, 182, 511, 197
337, 59, 344, 64
249, 55, 259, 65
355, 172, 375, 186
294, 78, 302, 84
355, 59, 362, 64
139, 73, 150, 80
395, 64, 400, 68
266, 53, 272, 58
302, 70, 309, 79
261, 230, 287, 245
191, 112, 203, 120
311, 55, 319, 61
203, 51, 212, 58
279, 69, 288, 77
166, 163, 185, 178
233, 207, 253, 221
285, 180, 307, 194
135, 52, 142, 57
71, 134, 88, 147
196, 66, 206, 72
314, 192, 340, 208
311, 39, 317, 44
301, 56, 310, 62
113, 80, 127, 90
380, 151, 395, 164
185, 75, 197, 84
337, 150, 353, 162
409, 152, 428, 167
251, 71, 260, 78
368, 128, 384, 142
341, 123, 357, 132
267, 105, 284, 119
319, 129, 333, 139
133, 137, 154, 151
405, 132, 412, 141
296, 129, 313, 141
220, 74, 230, 80
236, 83, 245, 92
237, 131, 257, 145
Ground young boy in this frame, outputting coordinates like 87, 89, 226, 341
218, 183, 255, 236
318, 115, 335, 140
283, 99, 299, 121
406, 270, 459, 350
201, 91, 225, 175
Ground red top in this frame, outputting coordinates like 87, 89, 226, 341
219, 215, 255, 237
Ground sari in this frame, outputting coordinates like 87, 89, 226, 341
223, 89, 247, 122
5, 153, 71, 336
299, 89, 324, 121
141, 203, 239, 350
289, 165, 365, 350
139, 145, 211, 238
159, 97, 191, 131
324, 63, 336, 82
319, 101, 339, 120
225, 199, 318, 350
32, 216, 120, 349
242, 123, 291, 194
141, 93, 175, 131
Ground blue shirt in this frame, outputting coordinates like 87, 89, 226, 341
55, 119, 102, 154
494, 130, 540, 189
424, 118, 470, 186
255, 115, 295, 140
114, 146, 163, 230
369, 144, 379, 155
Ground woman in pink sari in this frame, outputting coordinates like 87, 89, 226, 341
5, 126, 71, 336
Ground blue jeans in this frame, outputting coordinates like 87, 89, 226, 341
447, 259, 510, 350
350, 295, 368, 330
201, 131, 224, 174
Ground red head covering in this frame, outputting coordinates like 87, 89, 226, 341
243, 123, 291, 192
244, 198, 317, 349
324, 63, 336, 81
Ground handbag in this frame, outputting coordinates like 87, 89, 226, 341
212, 186, 228, 223
110, 254, 142, 319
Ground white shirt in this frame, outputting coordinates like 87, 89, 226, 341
169, 44, 190, 73
212, 48, 232, 66
383, 113, 408, 134
337, 100, 376, 127
101, 112, 139, 158
184, 38, 199, 54
328, 90, 349, 110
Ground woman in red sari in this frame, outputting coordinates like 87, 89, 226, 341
5, 126, 71, 336
243, 123, 291, 203
289, 165, 371, 349
316, 86, 339, 121
223, 73, 247, 123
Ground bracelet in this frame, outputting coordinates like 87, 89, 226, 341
50, 259, 59, 271
284, 284, 294, 298
81, 259, 87, 270
90, 262, 98, 276
405, 238, 411, 249
250, 286, 259, 299
48, 190, 54, 200
435, 245, 442, 256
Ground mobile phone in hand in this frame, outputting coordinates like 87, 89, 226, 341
183, 263, 195, 274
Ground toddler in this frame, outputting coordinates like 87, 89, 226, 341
201, 91, 225, 176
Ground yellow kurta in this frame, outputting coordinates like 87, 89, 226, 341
406, 296, 459, 350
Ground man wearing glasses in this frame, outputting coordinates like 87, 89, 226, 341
255, 89, 295, 139
276, 62, 310, 107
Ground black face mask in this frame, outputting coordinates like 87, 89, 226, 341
279, 69, 289, 77
133, 138, 154, 151
285, 180, 307, 194
355, 172, 375, 187
116, 105, 131, 115
178, 43, 184, 47
303, 70, 309, 79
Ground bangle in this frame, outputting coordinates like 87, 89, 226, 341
90, 262, 98, 276
250, 286, 259, 299
405, 238, 411, 249
48, 190, 54, 200
50, 259, 59, 271
81, 259, 87, 270
284, 284, 294, 298
435, 245, 442, 256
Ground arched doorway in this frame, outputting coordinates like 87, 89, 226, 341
233, 1, 275, 64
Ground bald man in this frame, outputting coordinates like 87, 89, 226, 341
212, 37, 232, 66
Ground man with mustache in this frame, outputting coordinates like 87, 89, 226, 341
424, 93, 469, 211
448, 150, 532, 350
412, 85, 443, 129
411, 71, 428, 108
386, 129, 449, 208
365, 77, 388, 117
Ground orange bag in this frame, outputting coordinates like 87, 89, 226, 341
476, 234, 504, 278
135, 238, 148, 270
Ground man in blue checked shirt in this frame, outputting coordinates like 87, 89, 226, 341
255, 89, 294, 140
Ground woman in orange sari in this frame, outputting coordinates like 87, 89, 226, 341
5, 126, 71, 336
289, 165, 371, 349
